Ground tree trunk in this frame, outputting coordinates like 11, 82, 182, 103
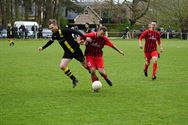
15, 0, 19, 21
24, 1, 30, 20
5, 0, 11, 26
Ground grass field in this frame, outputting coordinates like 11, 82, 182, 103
0, 38, 188, 125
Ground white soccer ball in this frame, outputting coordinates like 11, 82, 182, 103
92, 81, 102, 91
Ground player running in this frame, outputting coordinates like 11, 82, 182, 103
139, 21, 164, 80
38, 19, 87, 88
7, 24, 15, 46
82, 26, 124, 86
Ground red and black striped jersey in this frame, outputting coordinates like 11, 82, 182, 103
84, 32, 114, 57
139, 29, 161, 53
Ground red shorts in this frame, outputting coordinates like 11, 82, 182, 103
86, 56, 104, 69
144, 51, 158, 62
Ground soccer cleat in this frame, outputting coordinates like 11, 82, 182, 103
144, 70, 148, 77
105, 78, 112, 86
152, 76, 157, 80
72, 78, 78, 88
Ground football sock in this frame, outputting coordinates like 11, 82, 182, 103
99, 73, 107, 80
152, 63, 157, 76
63, 67, 76, 80
91, 74, 99, 82
100, 73, 112, 86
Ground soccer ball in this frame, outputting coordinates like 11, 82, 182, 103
92, 81, 102, 92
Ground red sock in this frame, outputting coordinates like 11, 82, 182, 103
91, 74, 99, 82
152, 63, 157, 76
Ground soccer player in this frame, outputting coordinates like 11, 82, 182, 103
7, 24, 15, 46
38, 19, 87, 88
139, 21, 164, 80
82, 26, 124, 86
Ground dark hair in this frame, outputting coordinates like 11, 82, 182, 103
100, 26, 107, 32
85, 22, 90, 25
48, 19, 57, 25
152, 21, 157, 23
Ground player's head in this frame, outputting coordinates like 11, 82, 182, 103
97, 26, 107, 37
48, 19, 58, 32
150, 21, 157, 30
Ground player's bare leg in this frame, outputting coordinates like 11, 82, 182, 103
60, 58, 78, 88
144, 57, 150, 77
151, 56, 158, 80
98, 68, 112, 86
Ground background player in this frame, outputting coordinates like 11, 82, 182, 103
7, 23, 15, 46
82, 26, 124, 86
38, 19, 87, 88
139, 21, 164, 80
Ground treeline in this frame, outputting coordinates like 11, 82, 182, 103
0, 0, 81, 27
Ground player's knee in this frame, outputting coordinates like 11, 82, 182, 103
90, 68, 96, 74
59, 64, 66, 70
146, 61, 150, 65
152, 57, 158, 63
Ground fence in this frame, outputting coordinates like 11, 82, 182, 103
106, 31, 188, 40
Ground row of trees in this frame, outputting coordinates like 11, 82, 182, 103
149, 0, 188, 30
0, 0, 81, 27
0, 0, 188, 31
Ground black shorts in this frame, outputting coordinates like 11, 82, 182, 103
63, 49, 85, 62
7, 34, 13, 39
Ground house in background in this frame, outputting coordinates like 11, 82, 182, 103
74, 6, 102, 25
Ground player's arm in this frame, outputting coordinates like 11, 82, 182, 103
38, 39, 54, 52
104, 37, 124, 55
65, 28, 86, 40
157, 33, 164, 53
138, 30, 147, 49
112, 45, 124, 56
79, 32, 95, 44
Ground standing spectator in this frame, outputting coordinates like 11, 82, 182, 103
25, 28, 29, 39
167, 26, 173, 39
84, 22, 91, 33
19, 24, 25, 39
31, 24, 38, 39
12, 24, 18, 38
181, 27, 187, 40
95, 23, 102, 32
140, 26, 145, 33
138, 21, 164, 80
38, 25, 43, 38
122, 27, 130, 39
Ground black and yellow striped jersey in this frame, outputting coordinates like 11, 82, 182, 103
42, 28, 86, 53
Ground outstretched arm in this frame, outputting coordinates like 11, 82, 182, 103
38, 40, 54, 52
64, 28, 86, 40
104, 36, 124, 55
112, 45, 124, 55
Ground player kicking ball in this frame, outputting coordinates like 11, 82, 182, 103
81, 26, 124, 86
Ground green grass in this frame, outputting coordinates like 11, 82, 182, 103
0, 38, 188, 125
